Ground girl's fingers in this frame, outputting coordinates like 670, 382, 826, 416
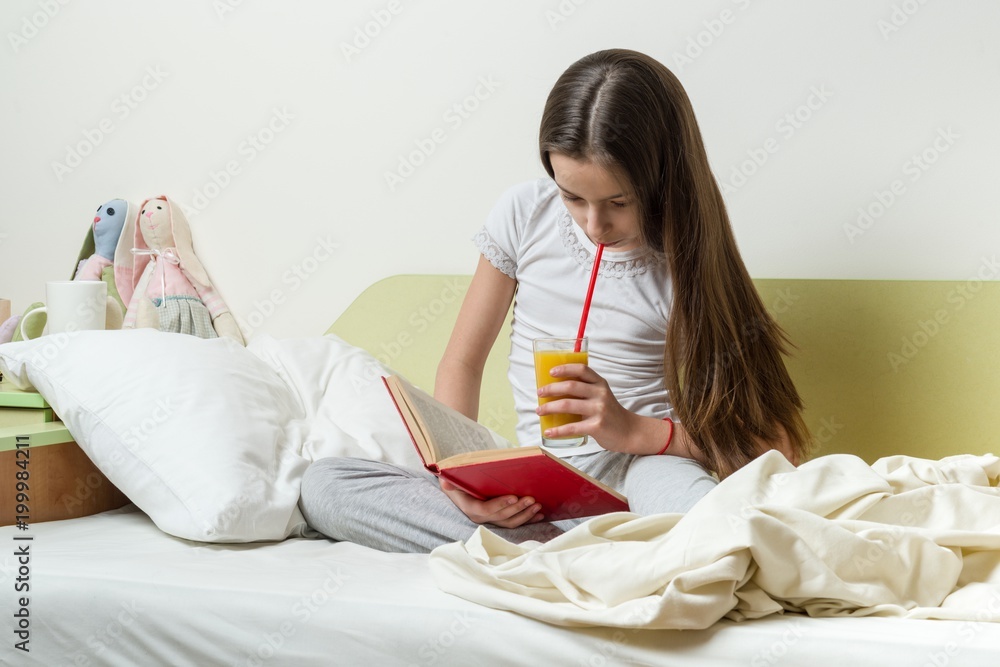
441, 479, 542, 526
488, 499, 543, 527
537, 380, 594, 400
485, 495, 536, 520
536, 397, 593, 419
548, 363, 595, 381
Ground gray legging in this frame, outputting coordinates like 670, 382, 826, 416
298, 450, 718, 553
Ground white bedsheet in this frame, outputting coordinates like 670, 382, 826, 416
430, 452, 1000, 632
4, 505, 1000, 666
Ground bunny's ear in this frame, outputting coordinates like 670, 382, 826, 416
114, 198, 143, 306
72, 221, 97, 280
164, 196, 213, 290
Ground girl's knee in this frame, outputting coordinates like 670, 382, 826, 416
299, 458, 364, 514
302, 456, 378, 488
299, 457, 375, 539
299, 457, 423, 514
624, 455, 718, 514
301, 457, 344, 496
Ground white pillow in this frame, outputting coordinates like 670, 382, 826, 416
0, 330, 307, 543
247, 334, 423, 470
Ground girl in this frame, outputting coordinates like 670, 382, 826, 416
300, 49, 809, 552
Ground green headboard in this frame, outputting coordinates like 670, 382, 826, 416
327, 275, 998, 463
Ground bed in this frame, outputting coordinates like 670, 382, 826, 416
2, 275, 999, 666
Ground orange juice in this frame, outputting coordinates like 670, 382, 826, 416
533, 337, 589, 447
534, 349, 589, 430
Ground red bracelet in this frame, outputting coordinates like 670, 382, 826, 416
656, 418, 673, 455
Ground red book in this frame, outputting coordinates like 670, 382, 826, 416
382, 375, 628, 521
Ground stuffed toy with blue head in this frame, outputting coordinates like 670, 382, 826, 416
75, 199, 132, 282
73, 198, 134, 331
1, 198, 133, 343
91, 200, 128, 262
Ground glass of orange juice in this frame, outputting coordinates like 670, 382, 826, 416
533, 337, 589, 447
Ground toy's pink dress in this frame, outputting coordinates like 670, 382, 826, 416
131, 247, 218, 338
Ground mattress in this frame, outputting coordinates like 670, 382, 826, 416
4, 506, 1000, 666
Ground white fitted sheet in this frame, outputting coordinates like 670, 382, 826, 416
3, 506, 1000, 667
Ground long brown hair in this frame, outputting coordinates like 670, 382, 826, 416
539, 49, 809, 477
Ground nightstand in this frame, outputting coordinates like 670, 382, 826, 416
0, 383, 130, 526
0, 382, 55, 427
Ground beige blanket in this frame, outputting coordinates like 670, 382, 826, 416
429, 452, 1000, 629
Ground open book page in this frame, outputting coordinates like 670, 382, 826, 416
384, 376, 628, 518
393, 376, 512, 462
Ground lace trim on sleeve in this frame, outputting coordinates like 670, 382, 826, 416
472, 227, 517, 278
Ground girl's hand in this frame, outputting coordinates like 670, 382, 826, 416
536, 362, 636, 451
535, 363, 673, 455
537, 363, 714, 463
439, 478, 544, 528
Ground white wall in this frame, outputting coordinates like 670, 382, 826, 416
1, 0, 997, 340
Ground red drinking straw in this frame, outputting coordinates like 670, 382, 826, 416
575, 244, 604, 351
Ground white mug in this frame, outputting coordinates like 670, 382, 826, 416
20, 281, 109, 340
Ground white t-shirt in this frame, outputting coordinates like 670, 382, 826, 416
474, 178, 676, 458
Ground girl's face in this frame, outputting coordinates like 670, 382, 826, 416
550, 152, 641, 252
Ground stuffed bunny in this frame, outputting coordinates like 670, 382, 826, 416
114, 195, 244, 343
73, 198, 133, 330
0, 198, 131, 341
75, 199, 131, 282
